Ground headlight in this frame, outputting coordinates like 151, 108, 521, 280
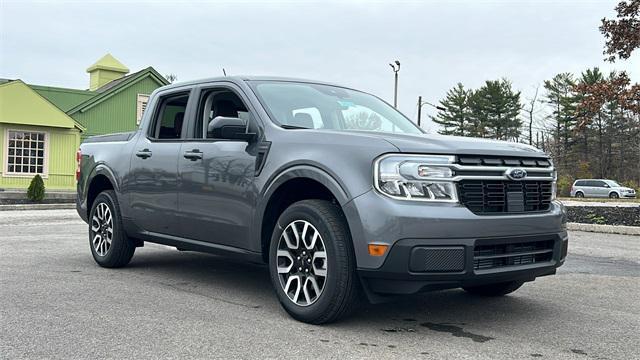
374, 154, 457, 201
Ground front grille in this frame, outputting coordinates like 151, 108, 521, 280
457, 156, 551, 168
474, 240, 554, 271
457, 180, 552, 214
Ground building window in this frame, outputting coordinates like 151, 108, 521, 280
137, 94, 150, 125
5, 130, 47, 175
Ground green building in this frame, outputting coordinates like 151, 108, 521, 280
0, 54, 168, 190
0, 80, 84, 190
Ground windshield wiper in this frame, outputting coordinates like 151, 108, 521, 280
281, 124, 312, 130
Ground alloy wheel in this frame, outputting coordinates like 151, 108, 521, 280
276, 220, 328, 306
91, 202, 113, 257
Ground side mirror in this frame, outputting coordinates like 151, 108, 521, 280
208, 116, 255, 141
603, 184, 610, 188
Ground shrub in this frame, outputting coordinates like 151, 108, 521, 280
557, 174, 574, 197
27, 174, 45, 202
621, 180, 638, 191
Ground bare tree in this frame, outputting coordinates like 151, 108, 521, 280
165, 74, 178, 84
522, 85, 540, 145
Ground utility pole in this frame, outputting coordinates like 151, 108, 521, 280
417, 96, 446, 128
389, 60, 400, 108
417, 96, 422, 127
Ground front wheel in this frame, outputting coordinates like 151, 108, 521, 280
463, 281, 524, 296
89, 190, 135, 268
269, 200, 360, 324
609, 192, 619, 199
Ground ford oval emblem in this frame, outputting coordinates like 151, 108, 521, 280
506, 168, 527, 180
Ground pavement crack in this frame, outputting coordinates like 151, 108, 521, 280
420, 322, 494, 343
571, 349, 588, 356
159, 281, 261, 309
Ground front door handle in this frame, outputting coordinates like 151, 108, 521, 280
183, 149, 203, 161
136, 149, 152, 159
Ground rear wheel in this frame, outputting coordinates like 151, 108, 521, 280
575, 191, 584, 198
609, 192, 619, 199
463, 281, 524, 296
269, 200, 359, 324
89, 190, 135, 268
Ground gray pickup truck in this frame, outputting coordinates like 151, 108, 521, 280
77, 76, 568, 324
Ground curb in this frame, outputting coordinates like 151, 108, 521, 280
567, 222, 640, 236
0, 203, 76, 211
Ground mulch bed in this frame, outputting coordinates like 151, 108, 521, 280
567, 206, 640, 227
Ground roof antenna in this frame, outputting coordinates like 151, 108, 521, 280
222, 68, 227, 76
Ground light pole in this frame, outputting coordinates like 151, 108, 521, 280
389, 60, 400, 108
417, 96, 446, 128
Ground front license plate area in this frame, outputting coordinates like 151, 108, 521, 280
507, 191, 524, 212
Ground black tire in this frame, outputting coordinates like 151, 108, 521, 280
609, 192, 619, 199
463, 281, 524, 296
575, 191, 584, 198
89, 190, 135, 268
268, 199, 360, 324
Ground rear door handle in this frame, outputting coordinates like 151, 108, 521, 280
135, 149, 152, 159
183, 149, 203, 161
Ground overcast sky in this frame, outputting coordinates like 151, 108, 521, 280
1, 0, 638, 132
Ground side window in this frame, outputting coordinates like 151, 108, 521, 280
195, 89, 251, 139
149, 93, 189, 140
575, 181, 585, 187
593, 181, 605, 187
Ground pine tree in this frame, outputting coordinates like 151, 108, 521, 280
27, 174, 45, 202
469, 79, 522, 141
543, 73, 577, 171
432, 83, 471, 136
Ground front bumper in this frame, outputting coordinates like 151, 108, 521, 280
358, 232, 567, 295
343, 190, 568, 295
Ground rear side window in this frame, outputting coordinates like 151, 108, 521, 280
575, 180, 586, 186
149, 92, 190, 140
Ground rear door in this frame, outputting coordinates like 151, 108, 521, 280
128, 89, 193, 236
176, 83, 261, 249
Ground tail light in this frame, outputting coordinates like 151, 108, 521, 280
75, 149, 82, 181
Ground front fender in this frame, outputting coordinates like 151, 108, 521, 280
251, 164, 358, 255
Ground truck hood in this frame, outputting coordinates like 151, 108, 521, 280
368, 132, 548, 158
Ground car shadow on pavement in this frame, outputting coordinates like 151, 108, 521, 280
121, 246, 555, 328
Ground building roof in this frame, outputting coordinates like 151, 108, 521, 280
86, 53, 129, 73
0, 80, 85, 131
30, 84, 96, 112
67, 66, 169, 115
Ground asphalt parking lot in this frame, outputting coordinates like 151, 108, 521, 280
1, 209, 639, 359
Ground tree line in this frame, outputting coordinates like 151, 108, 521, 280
430, 0, 640, 192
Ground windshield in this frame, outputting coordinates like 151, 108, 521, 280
605, 180, 621, 187
250, 81, 423, 134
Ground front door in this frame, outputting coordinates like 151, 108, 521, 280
177, 84, 260, 249
128, 90, 191, 236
